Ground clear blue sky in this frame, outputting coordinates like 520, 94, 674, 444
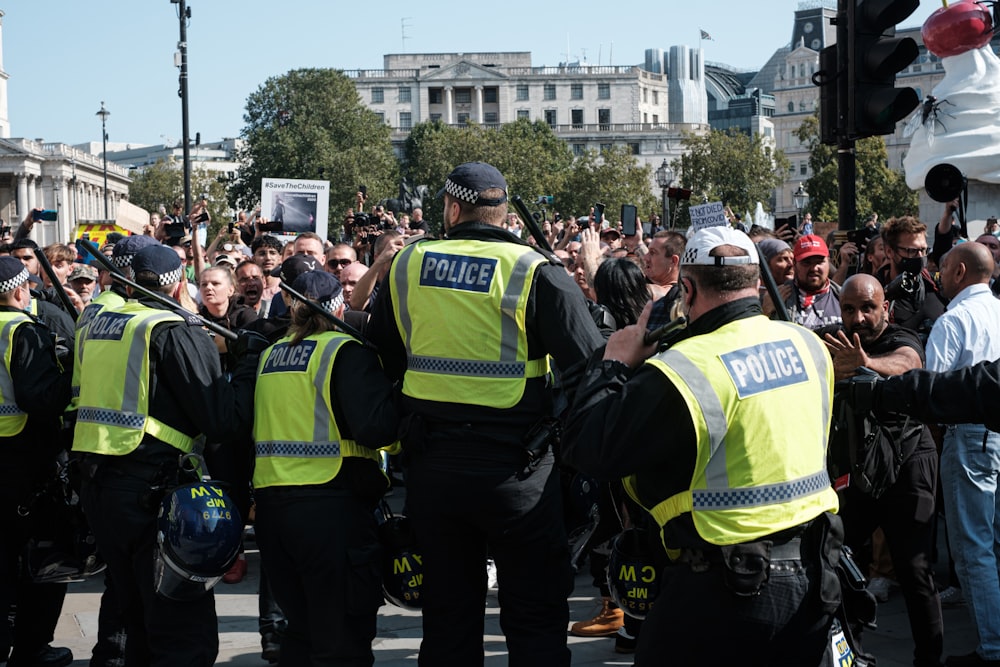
4, 1, 942, 149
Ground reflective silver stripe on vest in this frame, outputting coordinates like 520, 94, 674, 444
0, 316, 28, 418
395, 243, 537, 375
692, 470, 832, 510
311, 339, 342, 442
77, 407, 145, 430
407, 355, 526, 377
657, 349, 729, 486
255, 441, 341, 458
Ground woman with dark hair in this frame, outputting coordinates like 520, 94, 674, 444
594, 258, 651, 330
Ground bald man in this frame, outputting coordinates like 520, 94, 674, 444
926, 241, 1000, 665
823, 273, 943, 665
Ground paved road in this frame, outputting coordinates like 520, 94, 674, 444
53, 514, 976, 665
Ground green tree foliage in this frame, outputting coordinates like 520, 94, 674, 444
795, 114, 918, 226
673, 128, 789, 223
558, 146, 658, 222
232, 68, 398, 234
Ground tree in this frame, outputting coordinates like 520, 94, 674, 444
673, 128, 789, 220
128, 159, 230, 235
795, 113, 918, 225
232, 68, 399, 235
558, 146, 658, 222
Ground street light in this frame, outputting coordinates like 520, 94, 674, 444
96, 101, 110, 221
654, 159, 673, 233
793, 183, 809, 230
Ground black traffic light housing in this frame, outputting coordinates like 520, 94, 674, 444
847, 0, 921, 139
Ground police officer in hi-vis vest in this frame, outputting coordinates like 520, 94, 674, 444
367, 161, 604, 667
0, 256, 74, 667
73, 244, 256, 666
252, 270, 399, 666
563, 226, 843, 665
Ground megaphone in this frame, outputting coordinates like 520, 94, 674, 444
925, 163, 966, 203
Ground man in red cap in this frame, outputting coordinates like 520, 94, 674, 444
770, 234, 843, 331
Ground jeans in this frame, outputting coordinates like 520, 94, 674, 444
941, 424, 1000, 660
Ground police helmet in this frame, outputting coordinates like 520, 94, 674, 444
377, 504, 423, 609
606, 528, 661, 620
154, 482, 243, 601
21, 480, 106, 584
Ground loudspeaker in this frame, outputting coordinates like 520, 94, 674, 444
925, 164, 966, 203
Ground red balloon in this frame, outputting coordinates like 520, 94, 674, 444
923, 0, 994, 58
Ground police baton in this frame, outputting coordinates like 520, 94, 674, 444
33, 248, 78, 322
755, 241, 791, 322
277, 281, 375, 351
511, 196, 553, 253
76, 238, 238, 342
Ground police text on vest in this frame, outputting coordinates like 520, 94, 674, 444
419, 252, 496, 293
720, 340, 808, 398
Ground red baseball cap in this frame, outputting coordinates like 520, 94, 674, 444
793, 234, 829, 262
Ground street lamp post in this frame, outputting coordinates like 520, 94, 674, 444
96, 101, 110, 221
655, 159, 673, 234
793, 184, 809, 232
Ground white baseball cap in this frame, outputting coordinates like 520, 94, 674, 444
681, 226, 759, 266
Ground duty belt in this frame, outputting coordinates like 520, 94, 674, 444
678, 536, 802, 570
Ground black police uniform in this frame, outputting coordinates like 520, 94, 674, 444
0, 306, 73, 665
828, 323, 943, 666
562, 297, 839, 666
77, 294, 254, 667
367, 221, 603, 667
873, 360, 1000, 432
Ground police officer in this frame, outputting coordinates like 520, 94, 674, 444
252, 270, 399, 666
73, 244, 256, 666
563, 226, 842, 665
367, 161, 603, 666
0, 256, 74, 667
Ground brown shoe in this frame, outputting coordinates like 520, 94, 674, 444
570, 597, 625, 637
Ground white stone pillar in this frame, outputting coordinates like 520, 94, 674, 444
15, 172, 26, 219
444, 87, 454, 125
26, 175, 36, 212
474, 86, 484, 123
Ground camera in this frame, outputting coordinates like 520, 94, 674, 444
845, 227, 879, 250
885, 270, 918, 300
165, 222, 187, 240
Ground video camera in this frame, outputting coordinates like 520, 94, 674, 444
845, 226, 880, 251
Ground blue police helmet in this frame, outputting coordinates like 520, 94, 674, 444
377, 510, 424, 610
154, 482, 243, 601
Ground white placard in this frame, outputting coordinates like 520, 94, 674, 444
689, 201, 728, 232
260, 178, 330, 242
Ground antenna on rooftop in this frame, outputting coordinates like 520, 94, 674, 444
401, 17, 412, 52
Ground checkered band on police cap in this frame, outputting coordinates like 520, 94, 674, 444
436, 161, 508, 207
131, 244, 184, 286
112, 234, 160, 268
0, 256, 29, 292
292, 270, 343, 313
681, 226, 759, 266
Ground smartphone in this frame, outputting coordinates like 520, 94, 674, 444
593, 202, 605, 226
621, 204, 638, 237
359, 185, 368, 200
228, 222, 235, 234
32, 209, 58, 222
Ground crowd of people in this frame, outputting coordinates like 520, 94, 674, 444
3, 160, 1000, 667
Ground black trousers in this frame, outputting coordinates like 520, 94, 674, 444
635, 551, 832, 666
80, 471, 219, 667
840, 448, 943, 667
0, 487, 67, 660
254, 486, 382, 667
406, 449, 573, 667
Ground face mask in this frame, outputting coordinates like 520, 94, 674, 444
898, 256, 926, 276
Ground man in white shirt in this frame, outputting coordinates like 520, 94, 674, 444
926, 241, 1000, 667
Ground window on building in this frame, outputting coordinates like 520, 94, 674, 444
598, 83, 611, 99
430, 113, 442, 122
629, 143, 641, 155
800, 161, 808, 176
787, 101, 795, 113
517, 109, 530, 120
653, 91, 659, 105
571, 109, 584, 128
484, 111, 499, 123
600, 143, 612, 153
643, 88, 648, 103
375, 112, 385, 124
429, 88, 442, 104
652, 114, 659, 124
544, 109, 557, 127
484, 87, 498, 103
371, 88, 384, 104
643, 112, 648, 124
457, 112, 470, 124
573, 143, 586, 157
598, 108, 611, 129
516, 85, 529, 101
544, 84, 556, 100
398, 87, 411, 103
455, 88, 472, 104
399, 112, 412, 129
571, 84, 583, 100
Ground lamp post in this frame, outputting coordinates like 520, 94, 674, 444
793, 183, 809, 231
654, 159, 673, 234
96, 101, 110, 221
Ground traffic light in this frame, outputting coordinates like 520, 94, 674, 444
847, 0, 920, 139
817, 45, 840, 145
